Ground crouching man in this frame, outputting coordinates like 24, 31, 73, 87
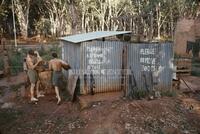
26, 50, 42, 102
49, 52, 70, 105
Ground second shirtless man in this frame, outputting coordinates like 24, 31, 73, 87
49, 52, 70, 105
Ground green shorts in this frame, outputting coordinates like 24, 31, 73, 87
52, 71, 63, 86
27, 69, 38, 84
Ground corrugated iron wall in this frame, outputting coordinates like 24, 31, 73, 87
61, 41, 80, 79
61, 40, 173, 95
127, 43, 173, 94
80, 41, 125, 94
61, 41, 80, 69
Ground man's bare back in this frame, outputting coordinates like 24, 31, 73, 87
49, 59, 64, 71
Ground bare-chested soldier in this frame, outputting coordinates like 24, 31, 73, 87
49, 52, 70, 105
26, 49, 42, 102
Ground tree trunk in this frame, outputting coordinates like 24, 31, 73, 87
81, 0, 86, 32
49, 13, 56, 36
170, 1, 174, 41
148, 11, 153, 41
156, 2, 161, 39
107, 0, 111, 31
14, 0, 30, 39
70, 3, 78, 34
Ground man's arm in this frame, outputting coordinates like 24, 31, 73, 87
48, 61, 52, 71
61, 60, 71, 70
26, 57, 41, 70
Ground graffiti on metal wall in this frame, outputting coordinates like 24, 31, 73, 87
86, 45, 112, 74
139, 46, 160, 72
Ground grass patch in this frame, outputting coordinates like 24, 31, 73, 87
0, 90, 3, 96
127, 89, 149, 100
156, 127, 165, 134
0, 86, 8, 96
0, 56, 3, 70
161, 90, 177, 97
0, 109, 22, 128
128, 88, 177, 100
10, 83, 24, 91
191, 59, 200, 77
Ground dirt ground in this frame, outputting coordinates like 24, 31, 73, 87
0, 73, 200, 134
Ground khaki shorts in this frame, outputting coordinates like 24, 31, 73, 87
52, 71, 62, 86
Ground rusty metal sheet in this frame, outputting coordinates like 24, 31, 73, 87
67, 73, 79, 101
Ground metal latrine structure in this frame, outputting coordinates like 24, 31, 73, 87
60, 31, 173, 96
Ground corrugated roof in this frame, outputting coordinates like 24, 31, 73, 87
60, 31, 131, 43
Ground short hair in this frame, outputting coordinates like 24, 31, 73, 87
28, 49, 35, 56
52, 52, 58, 58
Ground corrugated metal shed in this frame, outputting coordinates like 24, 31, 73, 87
60, 31, 173, 97
60, 31, 131, 43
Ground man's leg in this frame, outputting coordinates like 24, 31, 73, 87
36, 80, 44, 98
24, 71, 29, 88
30, 83, 38, 101
55, 86, 61, 104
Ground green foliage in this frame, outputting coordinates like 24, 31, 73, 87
35, 18, 51, 35
191, 59, 200, 76
9, 51, 23, 75
174, 53, 182, 59
0, 56, 3, 70
38, 45, 61, 61
0, 50, 23, 74
127, 88, 149, 100
0, 0, 200, 39
160, 90, 177, 97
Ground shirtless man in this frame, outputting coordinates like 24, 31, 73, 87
26, 49, 42, 102
49, 52, 70, 105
